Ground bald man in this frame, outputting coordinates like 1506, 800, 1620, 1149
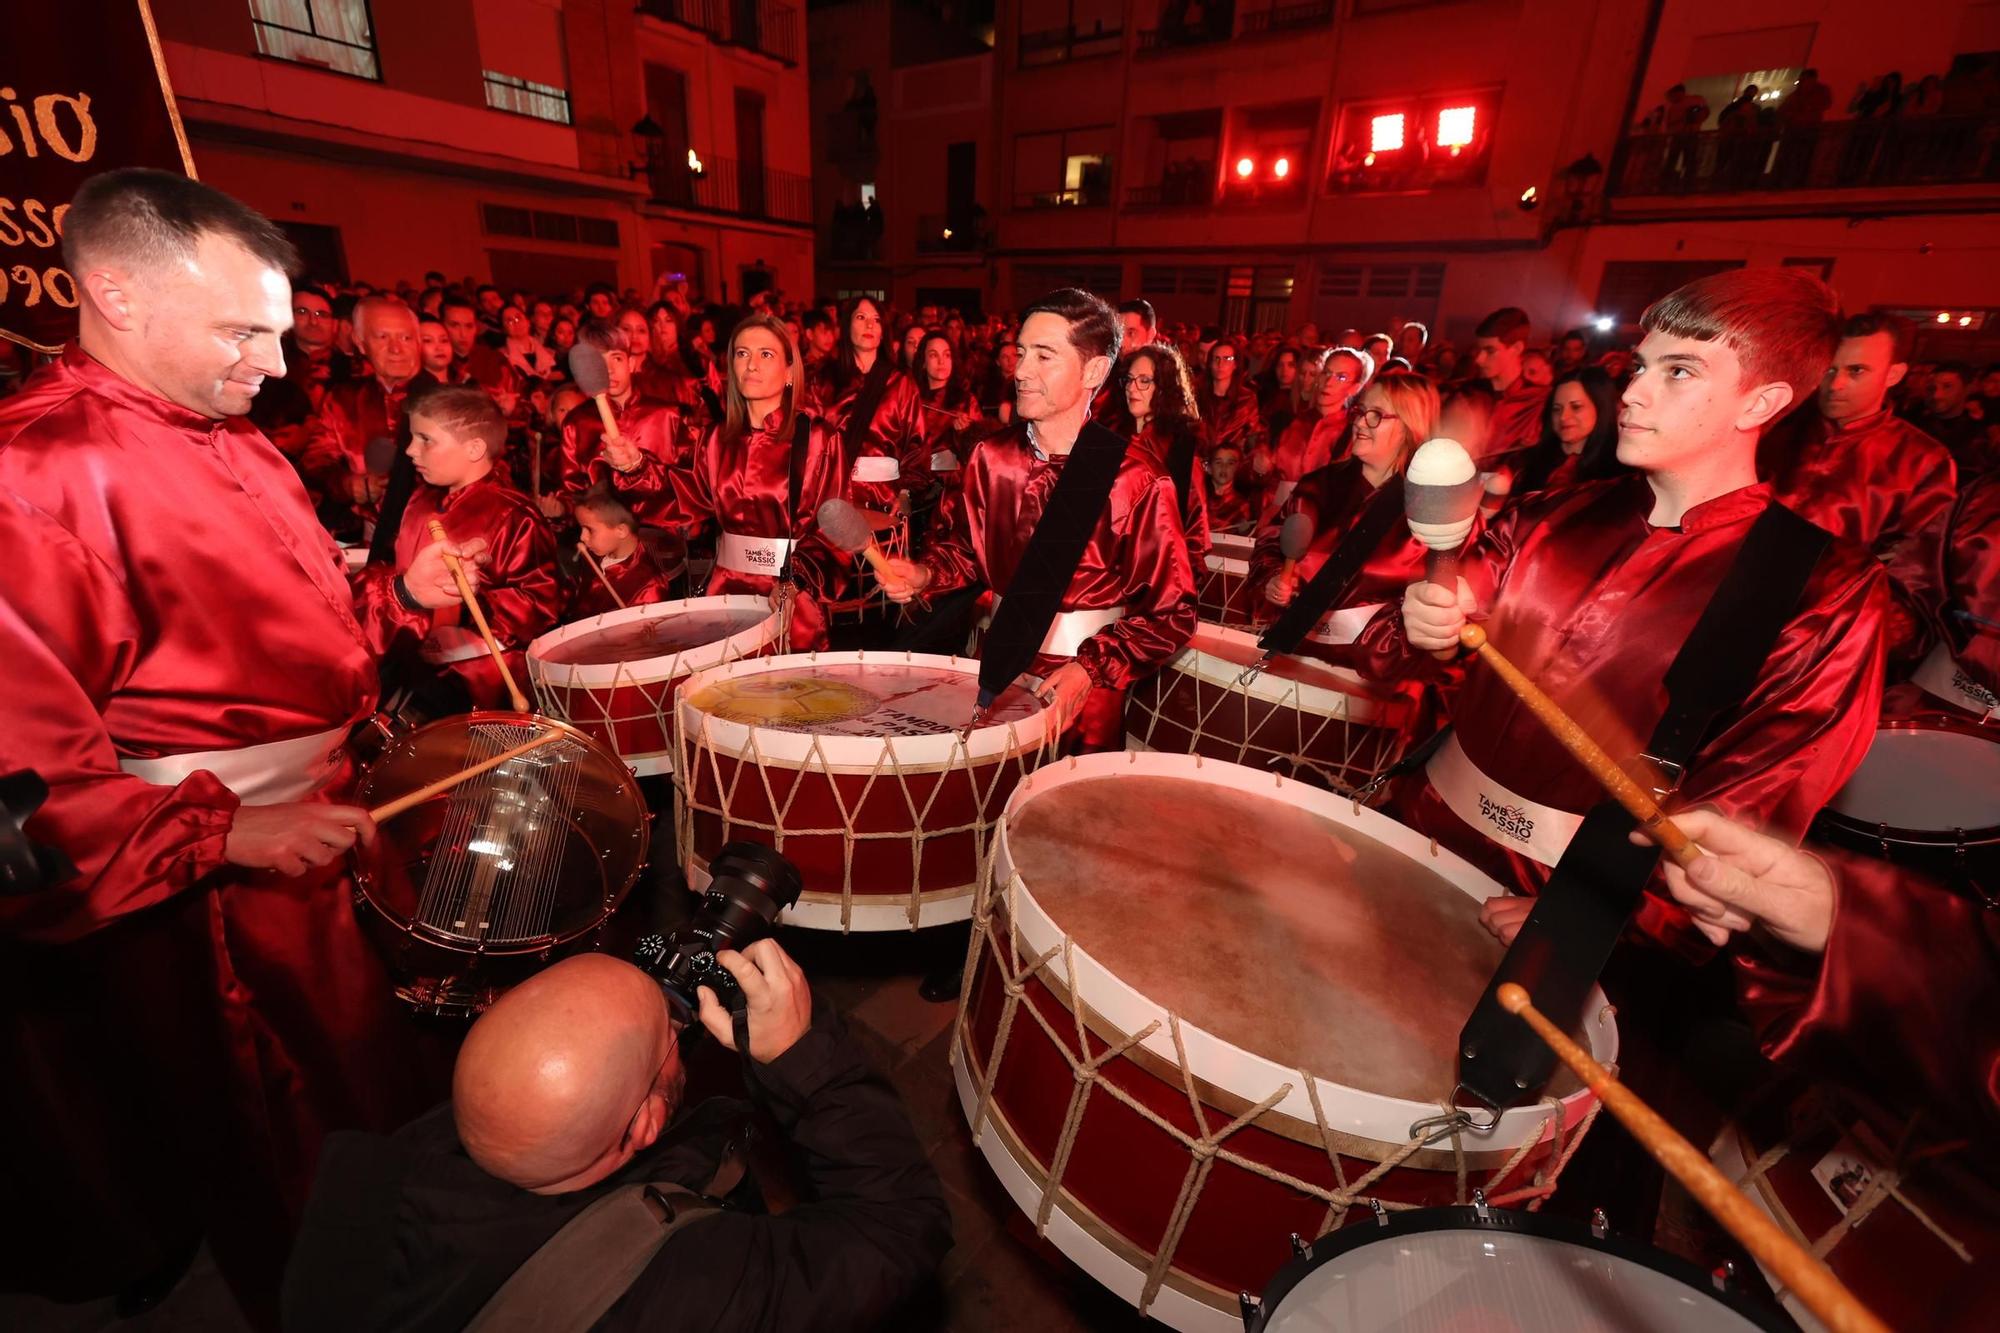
286, 941, 951, 1332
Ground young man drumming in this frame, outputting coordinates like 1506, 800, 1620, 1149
1358, 268, 1888, 953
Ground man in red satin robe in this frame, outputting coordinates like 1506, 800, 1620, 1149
300, 296, 426, 522
1761, 312, 1956, 668
1362, 268, 1887, 953
0, 170, 478, 1323
1472, 306, 1552, 458
879, 288, 1198, 753
555, 319, 687, 523
1888, 470, 2000, 720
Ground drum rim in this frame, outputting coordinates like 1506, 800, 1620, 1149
1818, 715, 2000, 844
1252, 1204, 1793, 1332
1209, 532, 1256, 556
352, 709, 650, 951
525, 594, 782, 686
1160, 621, 1398, 718
1202, 553, 1250, 576
989, 751, 1617, 1154
677, 650, 1056, 769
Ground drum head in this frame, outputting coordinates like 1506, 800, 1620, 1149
1006, 773, 1573, 1103
536, 602, 772, 667
685, 660, 1039, 737
1258, 1208, 1787, 1332
1826, 723, 2000, 833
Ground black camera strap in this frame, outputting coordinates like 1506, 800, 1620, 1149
1455, 500, 1831, 1109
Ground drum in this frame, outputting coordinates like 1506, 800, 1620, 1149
1197, 536, 1256, 627
1246, 1203, 1789, 1332
352, 712, 650, 1015
527, 595, 783, 777
1125, 624, 1410, 793
954, 752, 1617, 1331
1811, 716, 2000, 903
339, 542, 370, 573
1713, 1082, 1999, 1333
674, 652, 1059, 931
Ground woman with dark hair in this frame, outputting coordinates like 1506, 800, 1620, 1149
638, 300, 709, 421
656, 313, 850, 650
682, 311, 723, 402
1114, 341, 1210, 560
805, 294, 922, 517
1266, 348, 1366, 515
1510, 366, 1627, 497
912, 331, 983, 507
895, 322, 928, 375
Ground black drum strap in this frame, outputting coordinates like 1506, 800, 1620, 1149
1258, 476, 1406, 658
1456, 501, 1832, 1110
775, 413, 812, 586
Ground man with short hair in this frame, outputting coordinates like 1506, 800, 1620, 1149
1763, 312, 1957, 665
440, 294, 520, 402
1363, 268, 1886, 953
284, 942, 951, 1332
1471, 306, 1550, 456
0, 169, 476, 1318
1903, 360, 1986, 476
474, 282, 506, 333
1554, 328, 1591, 374
800, 307, 837, 369
1117, 298, 1157, 352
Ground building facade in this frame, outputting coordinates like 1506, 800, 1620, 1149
812, 0, 2000, 359
156, 0, 814, 303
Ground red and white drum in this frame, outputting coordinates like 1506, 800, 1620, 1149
1196, 532, 1256, 627
1125, 624, 1411, 793
954, 752, 1616, 1332
1811, 716, 2000, 900
1713, 1081, 1998, 1333
674, 652, 1059, 930
527, 595, 783, 777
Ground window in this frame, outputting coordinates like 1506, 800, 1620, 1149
249, 0, 379, 81
1014, 126, 1116, 208
483, 72, 572, 124
1312, 261, 1444, 330
1223, 101, 1317, 205
1331, 88, 1501, 193
1370, 113, 1406, 153
481, 204, 621, 249
1019, 0, 1123, 66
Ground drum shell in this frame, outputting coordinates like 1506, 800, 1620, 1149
1808, 717, 2000, 905
1195, 553, 1253, 627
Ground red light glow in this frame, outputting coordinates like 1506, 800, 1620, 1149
1235, 157, 1255, 178
1437, 105, 1477, 149
1273, 157, 1291, 179
1369, 113, 1405, 153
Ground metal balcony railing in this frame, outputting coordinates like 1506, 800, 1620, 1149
1610, 114, 2000, 198
639, 0, 800, 65
648, 155, 813, 224
915, 213, 987, 253
1238, 1, 1336, 37
1124, 173, 1217, 209
1015, 184, 1113, 210
1017, 20, 1123, 66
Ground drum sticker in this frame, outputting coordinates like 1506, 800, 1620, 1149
1949, 665, 1998, 711
1477, 792, 1537, 847
1811, 1132, 1877, 1220
690, 678, 882, 728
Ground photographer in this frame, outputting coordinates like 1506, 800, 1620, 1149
282, 941, 950, 1331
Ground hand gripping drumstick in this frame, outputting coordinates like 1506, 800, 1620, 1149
427, 518, 530, 713
566, 342, 623, 442
1459, 624, 1701, 867
576, 540, 627, 609
1403, 437, 1483, 590
367, 728, 565, 822
1497, 983, 1891, 1333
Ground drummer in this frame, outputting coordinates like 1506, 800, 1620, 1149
365, 386, 563, 712
659, 313, 850, 652
1887, 469, 1998, 721
555, 319, 690, 524
1112, 340, 1211, 564
1362, 267, 1889, 953
878, 287, 1198, 753
1251, 371, 1443, 669
564, 484, 684, 622
804, 295, 922, 522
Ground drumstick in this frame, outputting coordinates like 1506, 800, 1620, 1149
427, 518, 530, 713
1497, 984, 1891, 1333
576, 540, 627, 609
1458, 624, 1699, 867
529, 427, 542, 504
368, 728, 566, 823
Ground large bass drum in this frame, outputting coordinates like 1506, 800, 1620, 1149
1810, 716, 2000, 904
352, 712, 649, 1015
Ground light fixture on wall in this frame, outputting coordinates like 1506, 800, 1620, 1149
687, 148, 705, 176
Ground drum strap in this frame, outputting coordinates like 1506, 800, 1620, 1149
774, 413, 813, 586
1456, 501, 1832, 1111
1162, 422, 1200, 529
842, 357, 895, 455
1258, 476, 1406, 657
976, 421, 1132, 708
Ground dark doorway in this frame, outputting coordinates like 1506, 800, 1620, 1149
735, 88, 767, 217
946, 141, 977, 231
280, 221, 348, 284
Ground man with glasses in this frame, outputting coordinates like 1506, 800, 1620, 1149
285, 941, 950, 1333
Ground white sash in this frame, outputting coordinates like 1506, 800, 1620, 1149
1913, 641, 1999, 720
421, 626, 494, 666
930, 448, 961, 472
716, 531, 794, 577
1426, 733, 1586, 867
118, 724, 349, 807
987, 600, 1126, 658
1305, 601, 1387, 646
850, 455, 900, 483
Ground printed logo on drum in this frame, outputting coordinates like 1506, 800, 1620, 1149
1951, 666, 1998, 709
744, 547, 780, 570
1478, 793, 1535, 845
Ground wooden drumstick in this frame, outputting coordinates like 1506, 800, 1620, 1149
1497, 984, 1890, 1333
576, 540, 627, 609
1459, 624, 1701, 868
368, 728, 565, 823
427, 518, 530, 713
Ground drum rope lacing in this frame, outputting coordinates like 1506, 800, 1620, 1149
532, 612, 772, 745
957, 850, 1606, 1318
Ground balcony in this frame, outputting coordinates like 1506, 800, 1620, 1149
1139, 1, 1333, 53
1125, 170, 1216, 210
915, 212, 989, 254
1239, 0, 1335, 36
639, 0, 801, 66
647, 156, 813, 225
1218, 175, 1308, 209
1018, 20, 1123, 66
1015, 184, 1113, 210
1609, 115, 2000, 201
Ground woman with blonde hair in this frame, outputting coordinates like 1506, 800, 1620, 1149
1263, 347, 1367, 515
655, 312, 850, 649
1248, 370, 1454, 668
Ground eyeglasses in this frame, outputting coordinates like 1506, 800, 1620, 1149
1355, 407, 1399, 429
1123, 374, 1156, 388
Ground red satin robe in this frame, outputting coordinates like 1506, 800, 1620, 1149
0, 348, 444, 1314
555, 390, 688, 522
1247, 458, 1431, 670
808, 360, 924, 514
1943, 471, 2000, 699
1198, 378, 1268, 458
1131, 420, 1212, 562
636, 353, 709, 420
921, 421, 1198, 748
1204, 473, 1260, 532
563, 542, 681, 622
659, 411, 851, 651
299, 373, 416, 505
1354, 477, 1889, 953
1486, 378, 1551, 456
914, 384, 984, 503
368, 472, 562, 709
1763, 408, 1956, 668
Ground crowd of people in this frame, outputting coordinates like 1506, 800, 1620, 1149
2, 168, 1996, 1333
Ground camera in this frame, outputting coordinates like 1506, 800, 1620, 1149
634, 842, 802, 1019
0, 770, 74, 896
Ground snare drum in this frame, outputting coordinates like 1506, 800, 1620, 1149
1198, 533, 1257, 627
955, 752, 1616, 1331
1247, 1203, 1789, 1332
675, 652, 1058, 930
1713, 1081, 1998, 1333
527, 595, 783, 777
1812, 717, 2000, 902
1125, 624, 1410, 793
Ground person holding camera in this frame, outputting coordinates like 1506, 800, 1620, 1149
282, 939, 951, 1332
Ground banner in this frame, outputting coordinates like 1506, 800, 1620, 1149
2, 0, 195, 352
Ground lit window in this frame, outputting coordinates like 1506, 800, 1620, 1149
1370, 113, 1405, 153
249, 0, 380, 80
484, 71, 572, 125
1436, 106, 1476, 149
